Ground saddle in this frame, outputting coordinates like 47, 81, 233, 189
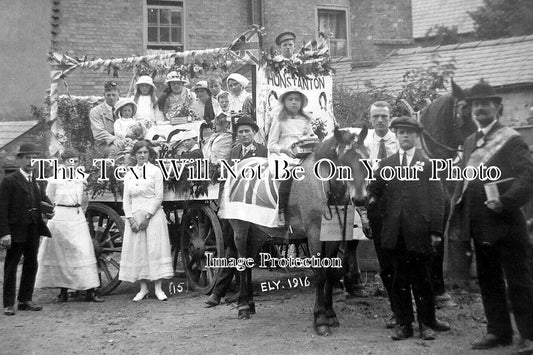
291, 136, 320, 159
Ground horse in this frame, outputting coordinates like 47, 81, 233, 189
418, 80, 477, 288
221, 126, 369, 336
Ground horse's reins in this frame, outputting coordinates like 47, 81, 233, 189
421, 129, 463, 155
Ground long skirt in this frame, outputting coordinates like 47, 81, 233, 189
35, 206, 100, 290
118, 208, 173, 282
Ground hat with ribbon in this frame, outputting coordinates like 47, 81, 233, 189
192, 80, 211, 95
16, 143, 43, 158
165, 71, 189, 85
390, 116, 422, 132
275, 31, 296, 46
114, 98, 138, 117
465, 80, 502, 104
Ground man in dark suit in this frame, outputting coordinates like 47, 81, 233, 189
368, 116, 449, 340
205, 115, 267, 307
447, 81, 533, 352
0, 143, 52, 315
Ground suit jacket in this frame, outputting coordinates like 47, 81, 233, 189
0, 171, 52, 242
90, 102, 116, 146
229, 142, 268, 161
448, 122, 533, 244
368, 149, 445, 254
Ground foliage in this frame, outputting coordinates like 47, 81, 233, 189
311, 117, 327, 140
332, 55, 456, 127
424, 25, 460, 45
469, 0, 533, 40
56, 97, 98, 153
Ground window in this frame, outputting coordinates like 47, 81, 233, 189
317, 8, 348, 57
147, 1, 183, 50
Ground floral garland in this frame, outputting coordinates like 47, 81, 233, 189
260, 49, 333, 79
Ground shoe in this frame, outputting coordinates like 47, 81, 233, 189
435, 292, 458, 308
419, 324, 436, 340
17, 301, 42, 311
430, 319, 450, 332
85, 291, 105, 303
4, 307, 15, 316
385, 315, 397, 329
133, 290, 149, 302
57, 288, 68, 303
225, 292, 240, 304
205, 294, 220, 308
513, 338, 533, 355
155, 290, 167, 301
471, 334, 513, 350
391, 324, 413, 340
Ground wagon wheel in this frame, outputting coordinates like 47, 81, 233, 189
86, 202, 124, 295
180, 203, 223, 293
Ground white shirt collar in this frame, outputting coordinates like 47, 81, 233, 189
480, 120, 497, 136
374, 130, 394, 142
19, 168, 31, 181
398, 146, 416, 157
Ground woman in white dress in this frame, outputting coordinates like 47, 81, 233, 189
119, 140, 173, 301
35, 149, 103, 302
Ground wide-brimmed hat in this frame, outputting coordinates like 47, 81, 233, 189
278, 87, 309, 109
465, 81, 502, 104
233, 115, 259, 132
135, 75, 156, 90
192, 80, 211, 95
114, 98, 137, 117
275, 31, 296, 46
165, 71, 189, 85
390, 116, 422, 132
16, 143, 42, 158
226, 73, 249, 88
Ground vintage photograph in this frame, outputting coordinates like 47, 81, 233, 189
1, 0, 533, 354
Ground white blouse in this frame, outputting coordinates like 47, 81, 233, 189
122, 162, 164, 218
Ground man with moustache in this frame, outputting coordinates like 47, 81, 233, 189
205, 116, 267, 307
447, 81, 533, 352
368, 116, 449, 340
0, 144, 52, 315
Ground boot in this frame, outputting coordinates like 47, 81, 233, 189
85, 289, 104, 303
133, 281, 149, 302
57, 288, 68, 303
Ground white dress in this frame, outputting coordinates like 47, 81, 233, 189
118, 162, 173, 282
35, 178, 100, 290
135, 95, 164, 124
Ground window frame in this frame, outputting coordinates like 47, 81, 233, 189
143, 0, 185, 51
316, 5, 350, 58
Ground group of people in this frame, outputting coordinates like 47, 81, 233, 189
358, 81, 533, 352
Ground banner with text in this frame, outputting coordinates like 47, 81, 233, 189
255, 67, 335, 144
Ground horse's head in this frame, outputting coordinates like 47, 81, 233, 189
419, 80, 476, 158
316, 126, 369, 207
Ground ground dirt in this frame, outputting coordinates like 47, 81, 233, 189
0, 256, 518, 355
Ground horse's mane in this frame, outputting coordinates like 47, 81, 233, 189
420, 94, 455, 142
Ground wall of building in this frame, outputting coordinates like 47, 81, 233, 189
501, 88, 533, 127
350, 0, 412, 66
0, 0, 51, 121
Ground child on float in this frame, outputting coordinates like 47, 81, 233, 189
132, 75, 164, 127
268, 87, 315, 226
114, 98, 146, 164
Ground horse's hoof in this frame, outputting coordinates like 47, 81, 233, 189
328, 316, 339, 328
249, 302, 256, 315
314, 324, 331, 336
238, 307, 250, 320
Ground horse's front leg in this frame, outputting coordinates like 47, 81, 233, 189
313, 266, 331, 336
247, 268, 255, 314
325, 270, 339, 328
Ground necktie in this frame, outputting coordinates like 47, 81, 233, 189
378, 139, 387, 160
476, 131, 484, 140
401, 152, 408, 167
111, 106, 116, 120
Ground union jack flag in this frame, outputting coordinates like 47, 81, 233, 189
228, 26, 262, 65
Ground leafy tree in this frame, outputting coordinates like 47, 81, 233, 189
424, 25, 460, 45
469, 0, 533, 39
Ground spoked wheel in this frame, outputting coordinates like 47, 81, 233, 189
179, 203, 223, 293
86, 202, 124, 295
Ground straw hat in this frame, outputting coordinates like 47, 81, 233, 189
165, 71, 189, 85
114, 98, 138, 117
278, 87, 309, 109
135, 75, 156, 90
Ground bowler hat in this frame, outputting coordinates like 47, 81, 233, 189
233, 115, 259, 132
275, 31, 296, 46
390, 116, 422, 132
465, 81, 502, 104
16, 143, 42, 158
